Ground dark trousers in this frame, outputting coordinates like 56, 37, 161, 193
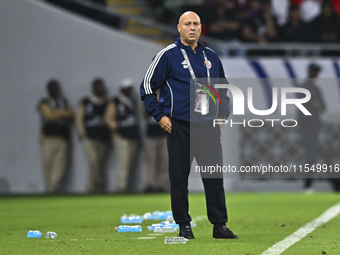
166, 119, 228, 229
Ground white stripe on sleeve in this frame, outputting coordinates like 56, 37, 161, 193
143, 44, 176, 95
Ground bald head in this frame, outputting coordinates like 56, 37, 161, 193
178, 11, 200, 24
177, 12, 201, 50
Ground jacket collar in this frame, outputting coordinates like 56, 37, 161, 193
175, 37, 205, 53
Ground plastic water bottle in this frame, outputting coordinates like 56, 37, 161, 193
155, 227, 177, 233
27, 230, 42, 238
115, 225, 142, 232
148, 224, 163, 231
160, 221, 179, 229
157, 211, 173, 220
157, 211, 169, 220
164, 236, 188, 244
45, 232, 57, 239
121, 214, 144, 224
148, 221, 179, 231
144, 211, 173, 220
144, 212, 157, 220
166, 215, 174, 221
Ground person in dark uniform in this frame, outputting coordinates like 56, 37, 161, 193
38, 79, 73, 193
105, 79, 140, 192
142, 98, 169, 193
299, 63, 326, 192
140, 12, 237, 239
76, 78, 111, 193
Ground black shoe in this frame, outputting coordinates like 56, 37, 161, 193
179, 225, 195, 239
213, 226, 238, 239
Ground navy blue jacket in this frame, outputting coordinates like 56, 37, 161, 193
140, 37, 230, 123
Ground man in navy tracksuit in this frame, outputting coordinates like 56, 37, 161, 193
140, 11, 237, 239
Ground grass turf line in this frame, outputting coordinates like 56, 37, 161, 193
1, 192, 340, 255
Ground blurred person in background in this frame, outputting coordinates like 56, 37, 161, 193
234, 0, 255, 19
37, 79, 73, 193
153, 0, 206, 26
241, 0, 279, 43
206, 0, 245, 56
105, 79, 141, 193
298, 63, 326, 193
291, 0, 304, 5
313, 0, 340, 43
271, 0, 290, 26
246, 0, 262, 18
145, 0, 167, 23
142, 92, 168, 193
281, 4, 314, 42
300, 0, 322, 23
76, 78, 111, 193
331, 0, 340, 16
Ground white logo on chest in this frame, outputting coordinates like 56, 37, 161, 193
181, 60, 188, 69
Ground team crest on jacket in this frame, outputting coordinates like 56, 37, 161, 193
181, 60, 188, 69
204, 60, 212, 69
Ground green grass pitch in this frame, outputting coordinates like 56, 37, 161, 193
1, 192, 340, 255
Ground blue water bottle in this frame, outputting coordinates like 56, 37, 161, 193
147, 224, 163, 231
160, 221, 179, 229
144, 211, 173, 220
120, 214, 144, 224
115, 225, 142, 232
158, 211, 173, 220
27, 230, 42, 238
144, 212, 157, 220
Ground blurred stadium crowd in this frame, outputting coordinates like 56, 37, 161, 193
42, 0, 340, 57
146, 0, 340, 44
44, 0, 340, 44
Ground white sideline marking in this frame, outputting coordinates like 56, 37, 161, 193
135, 237, 155, 240
261, 202, 340, 255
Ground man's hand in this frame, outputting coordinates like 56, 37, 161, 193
159, 116, 172, 133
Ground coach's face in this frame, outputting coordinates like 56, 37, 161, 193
177, 12, 201, 46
